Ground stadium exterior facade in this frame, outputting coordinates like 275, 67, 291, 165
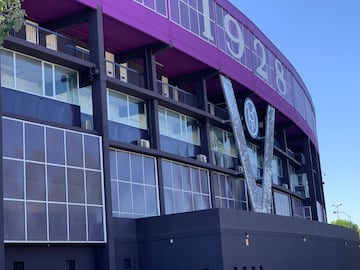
0, 0, 359, 269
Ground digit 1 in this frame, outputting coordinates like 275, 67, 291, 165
202, 0, 214, 41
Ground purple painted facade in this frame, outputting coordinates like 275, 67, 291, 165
73, 0, 317, 147
23, 0, 318, 146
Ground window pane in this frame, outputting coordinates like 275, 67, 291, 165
44, 63, 53, 97
133, 185, 145, 214
172, 163, 182, 190
25, 123, 45, 162
144, 157, 156, 185
0, 49, 15, 88
87, 206, 104, 241
84, 135, 101, 170
108, 90, 127, 124
26, 162, 45, 201
67, 168, 85, 203
110, 150, 117, 180
182, 165, 191, 191
4, 200, 25, 240
162, 160, 173, 188
3, 159, 24, 199
86, 170, 102, 205
46, 127, 65, 165
111, 181, 119, 213
131, 154, 143, 183
2, 118, 23, 158
118, 182, 132, 213
145, 186, 158, 216
164, 189, 174, 214
27, 202, 47, 241
16, 53, 42, 95
79, 85, 93, 115
191, 168, 200, 193
128, 96, 147, 129
54, 66, 78, 104
48, 204, 67, 241
69, 205, 86, 241
66, 131, 83, 167
117, 151, 130, 181
47, 165, 66, 202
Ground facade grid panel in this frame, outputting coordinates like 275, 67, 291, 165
2, 117, 106, 243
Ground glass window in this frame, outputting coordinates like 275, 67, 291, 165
162, 159, 211, 214
272, 155, 283, 185
87, 206, 104, 241
44, 62, 54, 97
247, 143, 263, 178
0, 49, 15, 88
84, 135, 101, 170
135, 0, 167, 16
46, 127, 65, 165
69, 205, 86, 241
107, 89, 147, 130
1, 49, 86, 110
27, 202, 47, 240
110, 149, 159, 218
66, 131, 83, 167
48, 204, 67, 241
3, 159, 24, 199
47, 165, 66, 202
169, 0, 216, 45
2, 118, 23, 159
16, 53, 42, 95
210, 126, 238, 168
273, 191, 291, 217
212, 172, 248, 210
2, 117, 105, 243
25, 123, 45, 162
54, 66, 79, 104
79, 85, 93, 115
26, 162, 46, 201
159, 106, 200, 145
67, 168, 85, 204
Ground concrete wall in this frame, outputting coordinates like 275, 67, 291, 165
135, 209, 360, 270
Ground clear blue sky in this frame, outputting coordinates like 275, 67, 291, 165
231, 0, 360, 226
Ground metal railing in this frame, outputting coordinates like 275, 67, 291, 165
9, 21, 90, 61
105, 60, 145, 88
156, 80, 196, 106
208, 102, 229, 120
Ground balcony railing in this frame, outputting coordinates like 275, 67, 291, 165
105, 60, 145, 88
208, 102, 229, 121
8, 21, 90, 61
156, 80, 196, 107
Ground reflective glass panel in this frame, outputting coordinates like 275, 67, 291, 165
16, 53, 42, 95
0, 49, 14, 88
26, 162, 46, 201
2, 118, 23, 158
48, 204, 67, 241
25, 123, 45, 162
27, 202, 47, 240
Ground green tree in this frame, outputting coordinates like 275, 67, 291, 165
0, 0, 26, 46
331, 219, 360, 236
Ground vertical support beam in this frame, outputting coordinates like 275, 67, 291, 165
279, 129, 290, 187
195, 77, 207, 111
261, 105, 275, 213
303, 137, 318, 221
144, 47, 157, 91
0, 68, 5, 270
88, 6, 115, 270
